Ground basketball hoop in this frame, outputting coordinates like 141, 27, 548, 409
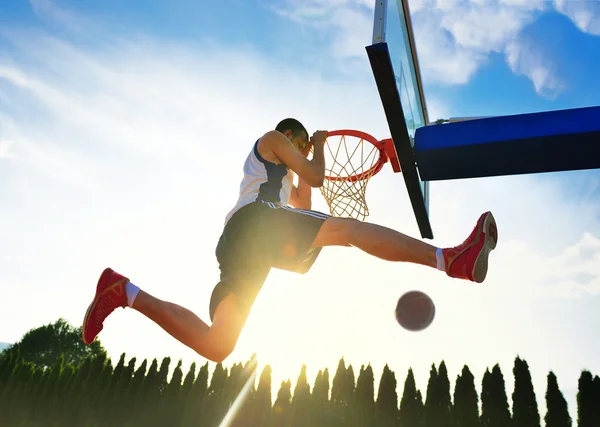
318, 130, 400, 221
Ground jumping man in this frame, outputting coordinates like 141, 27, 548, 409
82, 118, 498, 362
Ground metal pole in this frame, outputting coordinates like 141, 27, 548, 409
372, 0, 388, 43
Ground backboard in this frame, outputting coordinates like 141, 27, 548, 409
367, 0, 433, 239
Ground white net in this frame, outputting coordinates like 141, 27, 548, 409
319, 132, 386, 221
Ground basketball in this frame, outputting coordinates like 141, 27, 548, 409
395, 290, 435, 331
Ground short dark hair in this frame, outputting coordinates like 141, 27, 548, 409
275, 118, 308, 139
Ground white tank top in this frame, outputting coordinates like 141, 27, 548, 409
225, 140, 294, 224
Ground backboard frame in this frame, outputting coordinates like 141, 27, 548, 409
369, 0, 433, 239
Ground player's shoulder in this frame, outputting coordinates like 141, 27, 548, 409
257, 130, 285, 164
257, 129, 289, 154
259, 130, 284, 145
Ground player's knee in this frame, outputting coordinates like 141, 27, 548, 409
203, 341, 235, 363
191, 331, 236, 363
200, 292, 246, 363
314, 217, 358, 247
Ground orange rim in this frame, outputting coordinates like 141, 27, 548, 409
325, 129, 390, 182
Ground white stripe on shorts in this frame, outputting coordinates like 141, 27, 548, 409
261, 200, 330, 220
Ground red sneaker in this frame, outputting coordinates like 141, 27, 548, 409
82, 268, 129, 344
442, 212, 498, 283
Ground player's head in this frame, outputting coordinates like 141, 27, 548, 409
276, 118, 309, 151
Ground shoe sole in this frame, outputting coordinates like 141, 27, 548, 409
472, 212, 498, 283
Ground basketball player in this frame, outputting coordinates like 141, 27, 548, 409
82, 118, 498, 362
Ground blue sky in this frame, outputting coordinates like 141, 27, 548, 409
1, 0, 599, 424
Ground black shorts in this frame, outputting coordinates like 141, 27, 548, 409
209, 201, 330, 321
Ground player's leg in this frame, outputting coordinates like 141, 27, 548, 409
131, 290, 246, 362
81, 268, 249, 363
311, 218, 437, 266
315, 218, 438, 267
311, 211, 498, 283
81, 204, 274, 361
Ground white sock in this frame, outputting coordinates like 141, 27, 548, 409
436, 248, 445, 271
125, 282, 140, 307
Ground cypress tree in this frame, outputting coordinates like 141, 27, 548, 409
416, 389, 425, 422
311, 368, 330, 427
577, 370, 594, 427
200, 363, 228, 427
225, 361, 258, 427
291, 364, 312, 427
143, 356, 172, 427
437, 361, 452, 427
181, 361, 196, 400
157, 356, 172, 395
251, 364, 272, 427
331, 358, 353, 406
129, 358, 148, 400
481, 365, 511, 427
95, 352, 114, 401
111, 352, 127, 388
66, 355, 93, 426
272, 379, 293, 427
544, 371, 571, 427
99, 352, 129, 426
225, 362, 245, 405
399, 368, 422, 427
592, 375, 600, 426
347, 364, 356, 407
512, 357, 540, 427
162, 359, 185, 426
312, 368, 330, 404
181, 361, 209, 427
354, 364, 375, 427
116, 356, 138, 424
375, 364, 399, 427
452, 365, 479, 427
122, 356, 137, 391
423, 363, 438, 427
331, 358, 353, 425
168, 359, 184, 395
209, 362, 228, 395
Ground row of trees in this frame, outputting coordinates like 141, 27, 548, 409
2, 350, 599, 426
0, 319, 599, 427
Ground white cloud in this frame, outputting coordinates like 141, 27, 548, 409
505, 39, 565, 99
409, 11, 483, 85
273, 0, 554, 95
409, 0, 600, 97
271, 0, 375, 63
273, 0, 599, 98
496, 233, 600, 299
408, 0, 552, 90
554, 0, 600, 36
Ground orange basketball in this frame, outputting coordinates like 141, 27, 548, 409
395, 291, 435, 331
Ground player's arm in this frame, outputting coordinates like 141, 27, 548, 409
289, 179, 312, 210
289, 142, 316, 209
261, 130, 326, 188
